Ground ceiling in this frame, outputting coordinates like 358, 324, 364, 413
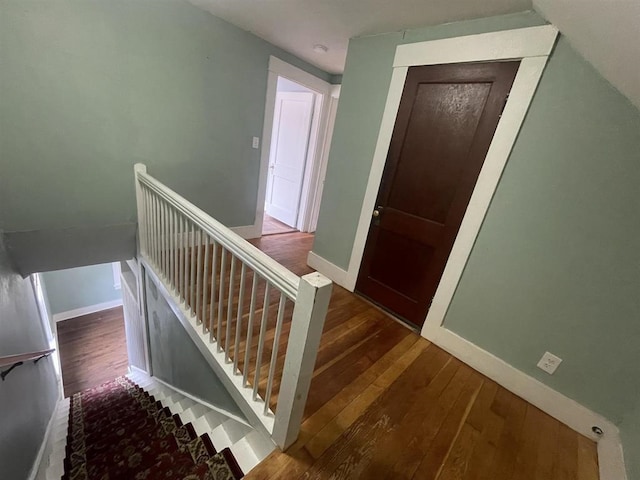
533, 0, 640, 109
187, 0, 532, 74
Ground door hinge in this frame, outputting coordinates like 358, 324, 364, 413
499, 93, 510, 118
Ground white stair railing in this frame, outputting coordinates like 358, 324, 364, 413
133, 164, 332, 449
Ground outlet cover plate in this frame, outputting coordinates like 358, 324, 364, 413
537, 351, 562, 375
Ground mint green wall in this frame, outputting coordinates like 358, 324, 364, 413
443, 37, 640, 476
313, 12, 547, 267
145, 273, 245, 419
42, 262, 121, 315
0, 236, 59, 479
0, 0, 329, 273
313, 12, 640, 476
621, 404, 640, 479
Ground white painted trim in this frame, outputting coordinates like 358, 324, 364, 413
112, 261, 122, 290
422, 325, 625, 480
598, 432, 628, 480
254, 57, 333, 236
141, 258, 275, 436
53, 298, 123, 323
394, 25, 558, 67
345, 26, 558, 300
28, 397, 60, 480
306, 251, 349, 288
308, 86, 340, 233
422, 56, 550, 333
338, 25, 626, 477
149, 374, 252, 427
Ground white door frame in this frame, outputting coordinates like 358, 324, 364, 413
308, 85, 340, 232
253, 57, 332, 237
344, 26, 558, 324
312, 25, 626, 480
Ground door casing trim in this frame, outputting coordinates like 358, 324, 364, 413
315, 25, 626, 480
250, 57, 332, 238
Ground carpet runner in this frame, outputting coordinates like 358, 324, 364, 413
62, 377, 244, 480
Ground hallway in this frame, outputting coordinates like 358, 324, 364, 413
57, 306, 128, 397
246, 232, 599, 480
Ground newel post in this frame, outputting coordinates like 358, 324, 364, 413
272, 272, 332, 450
134, 163, 147, 257
133, 163, 147, 321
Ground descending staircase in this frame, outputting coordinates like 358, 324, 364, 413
40, 371, 275, 480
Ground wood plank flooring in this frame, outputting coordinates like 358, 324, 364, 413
262, 214, 297, 236
243, 232, 598, 480
56, 306, 129, 397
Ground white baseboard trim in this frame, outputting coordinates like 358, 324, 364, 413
53, 299, 123, 323
29, 397, 60, 480
421, 323, 626, 480
129, 364, 150, 376
307, 251, 350, 290
231, 224, 261, 240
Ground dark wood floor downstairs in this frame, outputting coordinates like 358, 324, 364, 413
246, 232, 599, 480
56, 306, 129, 397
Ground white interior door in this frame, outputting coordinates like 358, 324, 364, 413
265, 91, 315, 227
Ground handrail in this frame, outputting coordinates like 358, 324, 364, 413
136, 168, 300, 300
0, 348, 55, 381
134, 164, 333, 450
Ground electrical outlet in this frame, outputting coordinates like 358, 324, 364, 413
252, 137, 260, 149
537, 351, 562, 375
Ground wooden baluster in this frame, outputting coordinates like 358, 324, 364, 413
195, 228, 203, 324
264, 293, 287, 414
153, 195, 159, 268
253, 282, 271, 401
163, 201, 169, 279
151, 193, 158, 267
225, 256, 236, 363
158, 198, 164, 276
216, 249, 227, 352
234, 263, 247, 375
209, 242, 218, 342
172, 208, 178, 292
243, 273, 259, 387
178, 215, 184, 302
183, 218, 189, 305
143, 187, 151, 258
190, 222, 196, 315
201, 235, 210, 332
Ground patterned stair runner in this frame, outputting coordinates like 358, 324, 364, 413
62, 377, 244, 480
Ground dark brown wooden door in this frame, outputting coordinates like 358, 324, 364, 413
356, 61, 520, 328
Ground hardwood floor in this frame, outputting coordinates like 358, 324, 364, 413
56, 306, 129, 397
244, 232, 598, 480
262, 214, 297, 236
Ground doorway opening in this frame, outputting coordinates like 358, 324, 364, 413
255, 56, 340, 239
36, 261, 130, 397
262, 76, 316, 236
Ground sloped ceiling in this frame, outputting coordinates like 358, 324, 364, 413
534, 0, 640, 109
188, 0, 531, 74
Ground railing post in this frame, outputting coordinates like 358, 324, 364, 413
133, 163, 148, 324
272, 272, 332, 450
134, 163, 148, 257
